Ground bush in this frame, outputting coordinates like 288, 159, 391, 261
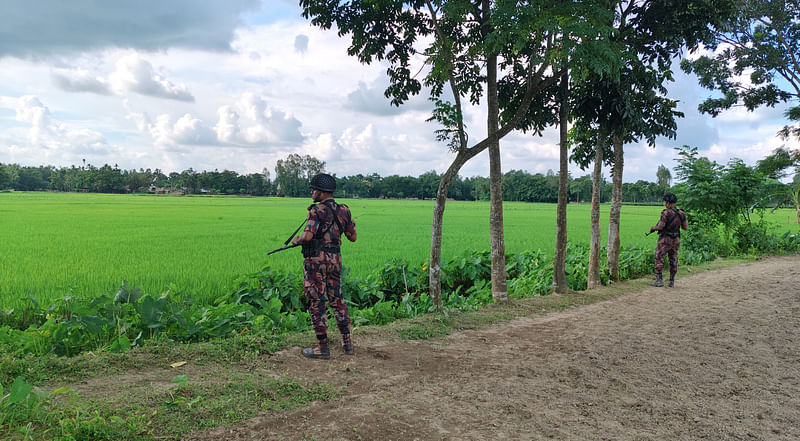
682, 211, 728, 257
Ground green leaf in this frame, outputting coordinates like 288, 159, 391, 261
77, 315, 106, 335
50, 387, 73, 395
109, 334, 131, 353
8, 376, 33, 405
139, 295, 166, 329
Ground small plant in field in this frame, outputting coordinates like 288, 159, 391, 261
0, 376, 76, 440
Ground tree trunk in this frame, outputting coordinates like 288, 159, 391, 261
553, 70, 569, 294
606, 133, 623, 281
587, 134, 604, 289
429, 151, 478, 309
425, 0, 565, 307
487, 49, 508, 302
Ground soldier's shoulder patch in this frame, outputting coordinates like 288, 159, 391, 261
308, 204, 317, 212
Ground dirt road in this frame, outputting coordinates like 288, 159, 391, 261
189, 256, 800, 441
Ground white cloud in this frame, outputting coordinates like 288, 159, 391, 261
173, 114, 218, 145
124, 93, 303, 148
221, 93, 303, 145
108, 54, 194, 102
5, 95, 114, 162
214, 106, 240, 144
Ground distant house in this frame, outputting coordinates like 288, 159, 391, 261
148, 185, 171, 194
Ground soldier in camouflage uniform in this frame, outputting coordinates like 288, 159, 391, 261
292, 173, 357, 359
649, 193, 688, 287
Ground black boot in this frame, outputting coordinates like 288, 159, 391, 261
651, 272, 664, 287
341, 333, 354, 355
301, 342, 330, 359
302, 335, 330, 359
667, 274, 675, 288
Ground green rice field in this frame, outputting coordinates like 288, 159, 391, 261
2, 191, 796, 309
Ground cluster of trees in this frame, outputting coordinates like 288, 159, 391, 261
0, 163, 272, 196
298, 0, 799, 307
0, 158, 674, 203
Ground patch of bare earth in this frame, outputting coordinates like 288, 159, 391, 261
123, 256, 800, 440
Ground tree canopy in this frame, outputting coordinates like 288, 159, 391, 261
681, 0, 800, 139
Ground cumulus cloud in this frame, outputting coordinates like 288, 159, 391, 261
214, 106, 240, 143
126, 109, 215, 149
51, 68, 111, 95
224, 93, 303, 145
126, 93, 303, 148
11, 95, 112, 154
108, 54, 194, 102
0, 0, 261, 58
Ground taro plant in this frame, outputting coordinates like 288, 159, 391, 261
229, 266, 304, 313
441, 250, 491, 294
376, 258, 427, 300
0, 376, 72, 436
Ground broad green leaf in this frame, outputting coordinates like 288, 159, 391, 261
109, 335, 131, 353
8, 376, 32, 405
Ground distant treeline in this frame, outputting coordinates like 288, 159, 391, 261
0, 162, 671, 203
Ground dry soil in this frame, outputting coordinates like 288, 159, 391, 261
182, 256, 799, 440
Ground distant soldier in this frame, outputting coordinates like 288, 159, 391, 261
649, 193, 688, 287
292, 173, 357, 359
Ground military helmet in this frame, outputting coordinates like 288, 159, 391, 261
309, 173, 336, 192
663, 193, 677, 203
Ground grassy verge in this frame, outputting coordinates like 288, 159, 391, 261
0, 256, 752, 440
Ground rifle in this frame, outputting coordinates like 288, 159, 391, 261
267, 218, 306, 256
267, 243, 300, 255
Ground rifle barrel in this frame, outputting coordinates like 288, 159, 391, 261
267, 243, 300, 255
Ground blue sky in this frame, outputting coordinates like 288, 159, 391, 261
0, 0, 795, 183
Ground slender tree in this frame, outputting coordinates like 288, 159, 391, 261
570, 0, 733, 284
553, 69, 570, 294
300, 0, 617, 307
656, 164, 672, 189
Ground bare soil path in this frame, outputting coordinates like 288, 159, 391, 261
188, 256, 800, 441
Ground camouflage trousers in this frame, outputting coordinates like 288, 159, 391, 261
303, 251, 350, 337
654, 236, 680, 276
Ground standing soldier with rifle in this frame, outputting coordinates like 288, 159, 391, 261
648, 193, 688, 287
291, 173, 357, 359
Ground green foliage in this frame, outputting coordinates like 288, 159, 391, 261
681, 211, 727, 259
680, 0, 800, 139
674, 145, 780, 253
441, 250, 491, 294
228, 267, 304, 313
1, 240, 673, 358
376, 258, 427, 300
1, 376, 75, 439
